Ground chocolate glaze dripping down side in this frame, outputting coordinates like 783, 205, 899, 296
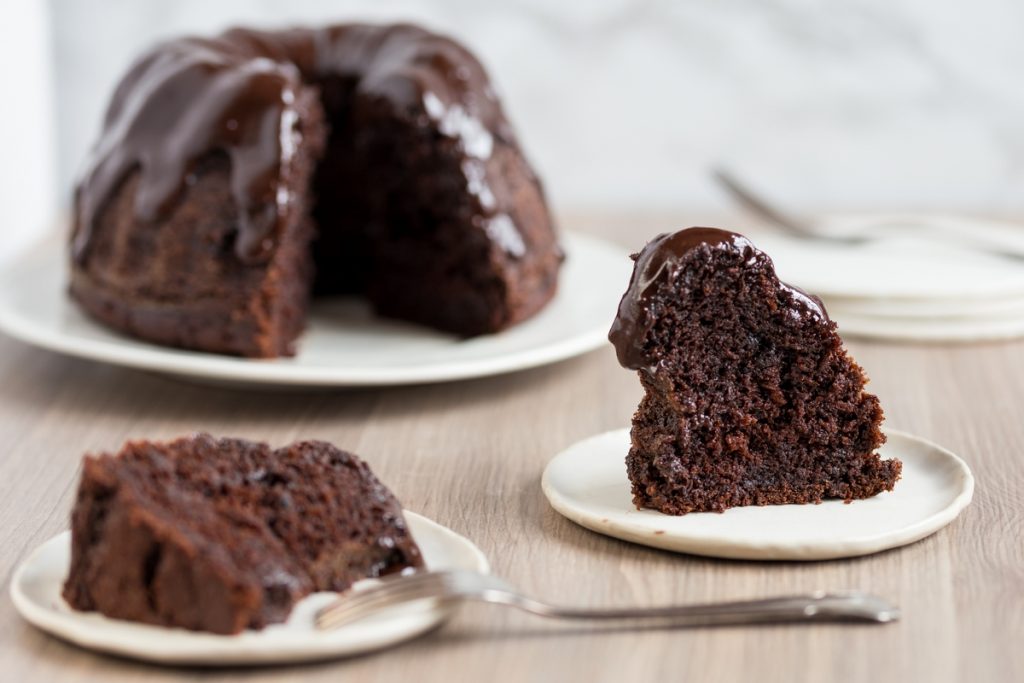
72, 38, 303, 265
608, 227, 828, 372
72, 24, 518, 266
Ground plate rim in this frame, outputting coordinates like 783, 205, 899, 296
832, 311, 1024, 343
0, 231, 626, 387
10, 511, 489, 665
541, 426, 975, 561
754, 226, 1024, 300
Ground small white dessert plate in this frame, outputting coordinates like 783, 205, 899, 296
10, 512, 488, 665
0, 231, 630, 387
820, 293, 1024, 320
830, 308, 1024, 343
542, 428, 973, 560
756, 229, 1024, 301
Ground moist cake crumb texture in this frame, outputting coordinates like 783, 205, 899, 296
609, 227, 901, 515
62, 434, 423, 634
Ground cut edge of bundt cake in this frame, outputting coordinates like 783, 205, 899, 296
609, 227, 902, 515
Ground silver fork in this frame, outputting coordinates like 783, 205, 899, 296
315, 570, 899, 630
712, 168, 862, 245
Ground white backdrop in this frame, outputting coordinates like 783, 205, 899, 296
3, 0, 1024, 263
0, 1, 55, 263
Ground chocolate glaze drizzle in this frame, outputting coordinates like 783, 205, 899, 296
608, 227, 828, 372
72, 24, 517, 265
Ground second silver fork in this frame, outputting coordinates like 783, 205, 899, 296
315, 570, 899, 630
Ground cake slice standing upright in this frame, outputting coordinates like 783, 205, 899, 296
609, 227, 901, 515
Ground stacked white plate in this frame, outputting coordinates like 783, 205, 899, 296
753, 214, 1024, 342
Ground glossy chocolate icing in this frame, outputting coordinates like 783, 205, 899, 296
608, 227, 828, 372
72, 24, 515, 265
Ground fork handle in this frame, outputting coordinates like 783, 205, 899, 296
485, 591, 898, 626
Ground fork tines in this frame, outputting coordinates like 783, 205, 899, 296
315, 570, 455, 630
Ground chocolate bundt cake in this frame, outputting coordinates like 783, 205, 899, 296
70, 24, 562, 357
62, 434, 423, 634
609, 228, 901, 515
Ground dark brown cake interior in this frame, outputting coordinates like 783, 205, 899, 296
609, 228, 901, 514
62, 434, 423, 634
308, 74, 554, 335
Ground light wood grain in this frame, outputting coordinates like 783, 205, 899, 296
0, 214, 1021, 682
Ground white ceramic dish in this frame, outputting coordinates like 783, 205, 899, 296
820, 293, 1024, 320
756, 230, 1024, 301
10, 512, 488, 665
0, 232, 630, 387
542, 428, 973, 561
830, 309, 1024, 343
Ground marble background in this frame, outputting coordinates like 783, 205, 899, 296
5, 0, 1024, 262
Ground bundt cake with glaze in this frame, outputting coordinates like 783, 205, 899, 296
70, 24, 562, 357
62, 434, 423, 634
609, 227, 901, 515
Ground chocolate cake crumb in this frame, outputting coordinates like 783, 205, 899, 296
62, 434, 422, 634
609, 228, 901, 515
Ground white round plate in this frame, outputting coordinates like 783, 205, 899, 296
10, 512, 488, 665
756, 230, 1024, 301
542, 428, 973, 560
0, 232, 630, 387
830, 308, 1024, 343
820, 293, 1024, 320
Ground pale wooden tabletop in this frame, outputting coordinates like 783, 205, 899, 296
0, 213, 1020, 682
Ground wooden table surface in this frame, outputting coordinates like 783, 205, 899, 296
0, 214, 1021, 682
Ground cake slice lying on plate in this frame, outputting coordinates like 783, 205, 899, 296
609, 227, 902, 515
62, 434, 422, 634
